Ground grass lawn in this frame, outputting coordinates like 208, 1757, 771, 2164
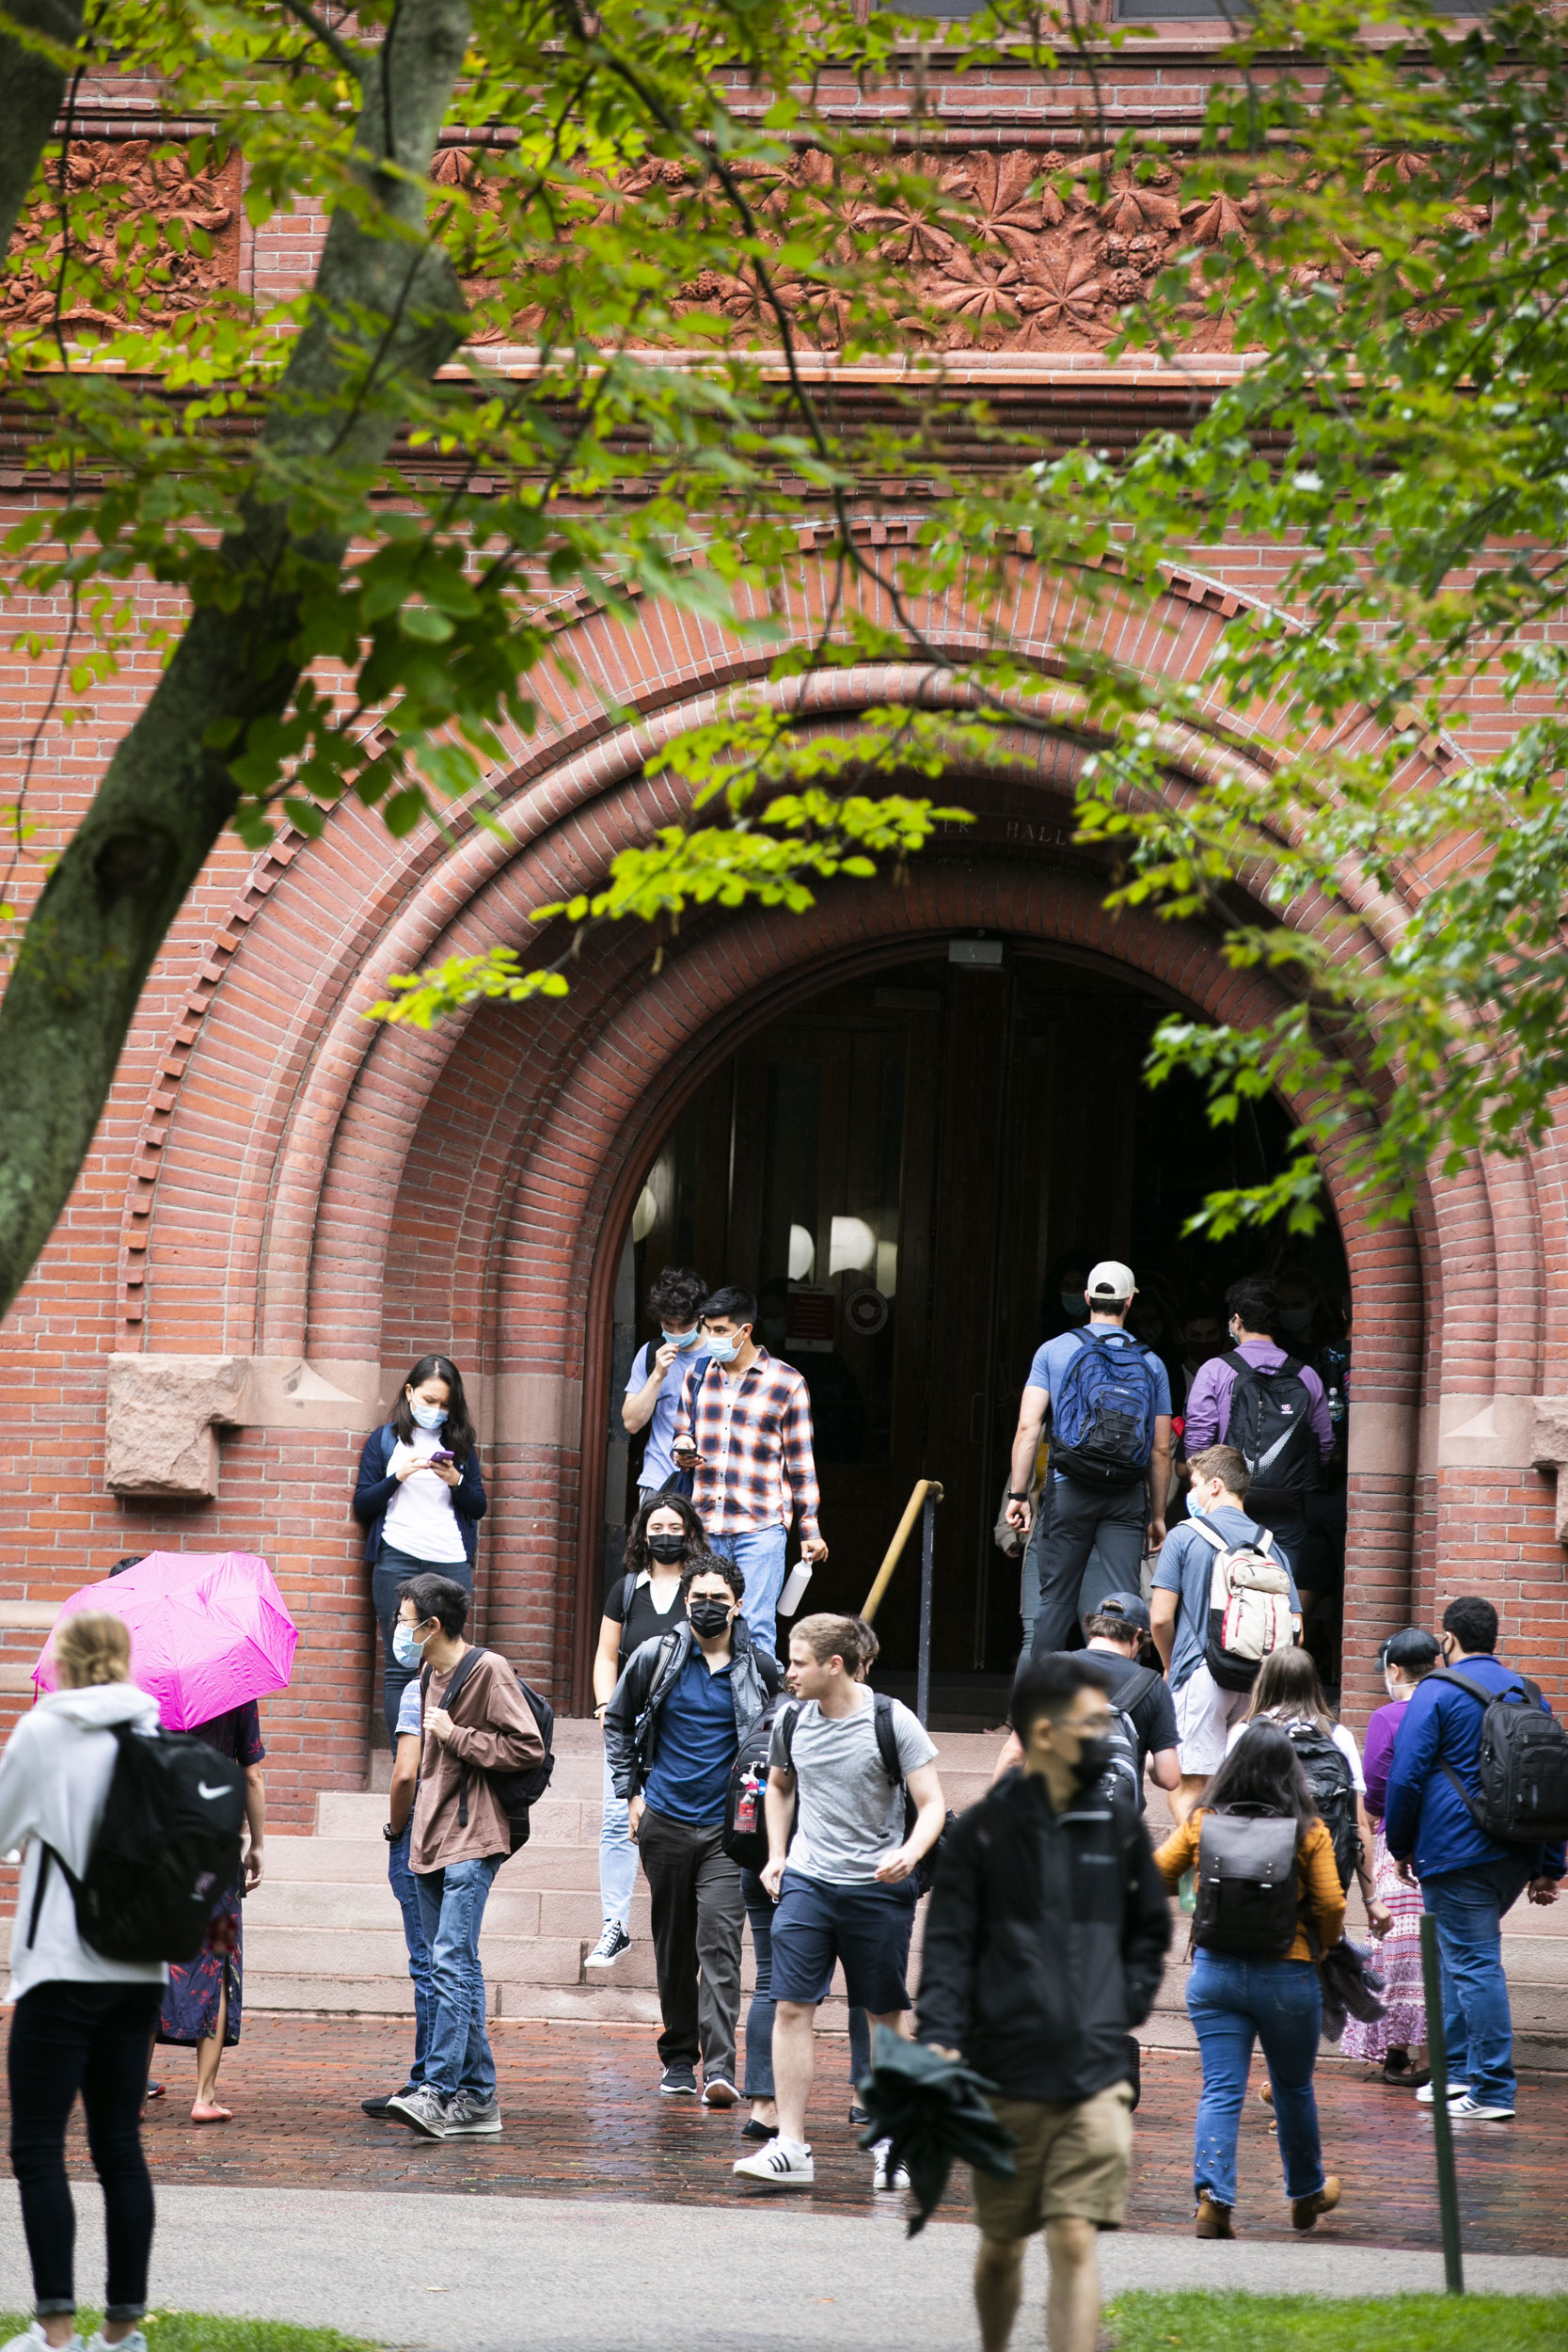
0, 2321, 379, 2351
1105, 2291, 1568, 2352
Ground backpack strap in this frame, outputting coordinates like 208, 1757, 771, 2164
26, 1845, 53, 1950
380, 1423, 397, 1473
1429, 1667, 1514, 1708
1186, 1515, 1227, 1550
873, 1692, 904, 1788
1113, 1664, 1160, 1715
778, 1698, 801, 1773
618, 1571, 638, 1622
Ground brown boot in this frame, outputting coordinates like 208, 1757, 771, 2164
1291, 2175, 1342, 2232
1195, 2194, 1236, 2239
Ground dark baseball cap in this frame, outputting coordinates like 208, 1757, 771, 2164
1091, 1590, 1151, 1635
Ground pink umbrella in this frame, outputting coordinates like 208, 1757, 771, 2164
34, 1550, 298, 1730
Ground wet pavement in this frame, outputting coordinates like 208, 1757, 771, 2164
103, 2015, 1564, 2255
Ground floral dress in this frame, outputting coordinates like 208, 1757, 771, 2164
1339, 1820, 1427, 2062
156, 1701, 264, 2049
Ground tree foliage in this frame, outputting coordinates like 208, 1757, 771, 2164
2, 0, 1568, 1313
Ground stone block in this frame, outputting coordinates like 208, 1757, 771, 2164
103, 1352, 248, 1500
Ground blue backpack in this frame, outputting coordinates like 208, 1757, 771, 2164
1050, 1331, 1158, 1489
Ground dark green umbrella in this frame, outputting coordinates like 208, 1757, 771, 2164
857, 2025, 1017, 2235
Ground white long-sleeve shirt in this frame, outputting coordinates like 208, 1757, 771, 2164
0, 1683, 168, 1999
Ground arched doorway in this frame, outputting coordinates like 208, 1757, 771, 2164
601, 936, 1349, 1716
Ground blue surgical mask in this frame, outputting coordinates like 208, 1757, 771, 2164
393, 1623, 427, 1668
410, 1399, 448, 1432
662, 1327, 701, 1351
705, 1334, 741, 1364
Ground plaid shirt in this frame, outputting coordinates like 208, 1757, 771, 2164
673, 1348, 821, 1542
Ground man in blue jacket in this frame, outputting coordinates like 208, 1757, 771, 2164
1384, 1594, 1563, 2121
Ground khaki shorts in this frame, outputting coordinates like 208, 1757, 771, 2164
1174, 1662, 1252, 1777
972, 2081, 1135, 2239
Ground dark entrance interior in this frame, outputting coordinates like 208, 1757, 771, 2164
608, 943, 1348, 1718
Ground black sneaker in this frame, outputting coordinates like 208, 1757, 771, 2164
660, 2060, 699, 2097
584, 1922, 631, 1971
849, 2103, 870, 2128
362, 2086, 418, 2119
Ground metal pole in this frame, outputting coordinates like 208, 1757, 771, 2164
1419, 1913, 1465, 2295
915, 1487, 936, 1727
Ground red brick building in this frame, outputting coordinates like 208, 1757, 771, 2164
4, 26, 1564, 1825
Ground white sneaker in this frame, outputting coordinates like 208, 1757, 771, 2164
1415, 2080, 1469, 2106
87, 2335, 147, 2352
1448, 2095, 1514, 2121
871, 2137, 911, 2192
734, 2138, 815, 2185
3, 2328, 84, 2352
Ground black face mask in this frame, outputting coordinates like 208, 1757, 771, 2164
646, 1534, 689, 1564
1070, 1735, 1115, 1792
689, 1597, 732, 1639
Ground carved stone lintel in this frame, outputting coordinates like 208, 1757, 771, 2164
1529, 1397, 1568, 1545
104, 1353, 249, 1501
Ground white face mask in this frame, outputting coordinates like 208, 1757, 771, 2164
410, 1398, 448, 1433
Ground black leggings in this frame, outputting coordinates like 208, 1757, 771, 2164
8, 1979, 163, 2322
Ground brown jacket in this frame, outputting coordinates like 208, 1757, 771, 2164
1154, 1812, 1346, 1964
408, 1647, 545, 1874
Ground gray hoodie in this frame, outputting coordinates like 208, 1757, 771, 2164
0, 1682, 167, 1996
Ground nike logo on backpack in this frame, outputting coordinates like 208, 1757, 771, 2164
198, 1782, 228, 1801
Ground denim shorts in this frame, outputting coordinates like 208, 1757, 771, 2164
768, 1869, 918, 2013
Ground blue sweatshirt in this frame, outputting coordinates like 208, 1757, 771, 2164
1384, 1653, 1566, 1883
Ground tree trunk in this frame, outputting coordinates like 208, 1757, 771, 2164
0, 0, 473, 1318
0, 0, 84, 258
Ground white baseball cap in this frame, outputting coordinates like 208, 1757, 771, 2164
1086, 1260, 1136, 1303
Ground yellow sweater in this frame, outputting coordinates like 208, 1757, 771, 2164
1154, 1812, 1346, 1963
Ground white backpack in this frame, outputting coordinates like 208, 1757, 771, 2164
1189, 1516, 1294, 1693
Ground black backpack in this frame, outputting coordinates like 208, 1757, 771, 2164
28, 1722, 246, 1965
1193, 1808, 1302, 1957
1277, 1719, 1359, 1890
722, 1693, 797, 1871
779, 1692, 955, 1896
1220, 1351, 1320, 1508
1102, 1664, 1160, 1813
423, 1649, 555, 1854
1432, 1669, 1568, 1847
1050, 1331, 1158, 1490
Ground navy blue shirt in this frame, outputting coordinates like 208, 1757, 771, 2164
1385, 1653, 1567, 1882
641, 1653, 737, 1826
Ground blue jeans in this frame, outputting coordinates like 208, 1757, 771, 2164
599, 1752, 639, 1931
740, 1871, 871, 2101
1186, 1952, 1323, 2207
414, 1853, 504, 2101
388, 1826, 435, 2088
1422, 1856, 1533, 2106
707, 1527, 787, 1658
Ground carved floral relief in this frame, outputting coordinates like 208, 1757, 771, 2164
0, 141, 242, 329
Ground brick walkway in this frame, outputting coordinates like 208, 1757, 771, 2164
62, 2017, 1554, 2254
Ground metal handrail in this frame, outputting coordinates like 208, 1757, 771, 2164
861, 1478, 942, 1622
861, 1477, 944, 1725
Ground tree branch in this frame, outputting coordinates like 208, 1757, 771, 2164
277, 0, 363, 81
0, 0, 86, 255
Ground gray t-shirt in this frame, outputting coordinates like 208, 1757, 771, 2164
769, 1692, 938, 1885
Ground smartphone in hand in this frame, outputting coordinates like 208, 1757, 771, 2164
431, 1448, 456, 1466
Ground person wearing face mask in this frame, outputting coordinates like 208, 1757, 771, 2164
585, 1494, 707, 1971
1181, 1279, 1333, 1574
354, 1354, 487, 1746
671, 1286, 828, 1657
1383, 1596, 1564, 2122
603, 1556, 783, 2102
621, 1265, 711, 1505
914, 1656, 1168, 2352
1338, 1629, 1441, 2087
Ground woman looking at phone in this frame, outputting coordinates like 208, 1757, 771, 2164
354, 1355, 487, 1743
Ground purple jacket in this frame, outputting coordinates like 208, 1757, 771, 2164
1362, 1697, 1404, 1823
1183, 1339, 1335, 1464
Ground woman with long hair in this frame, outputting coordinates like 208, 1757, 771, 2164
354, 1354, 487, 1744
1230, 1646, 1389, 1934
1339, 1628, 1442, 2085
1154, 1723, 1347, 2239
0, 1613, 166, 2352
586, 1492, 707, 1969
